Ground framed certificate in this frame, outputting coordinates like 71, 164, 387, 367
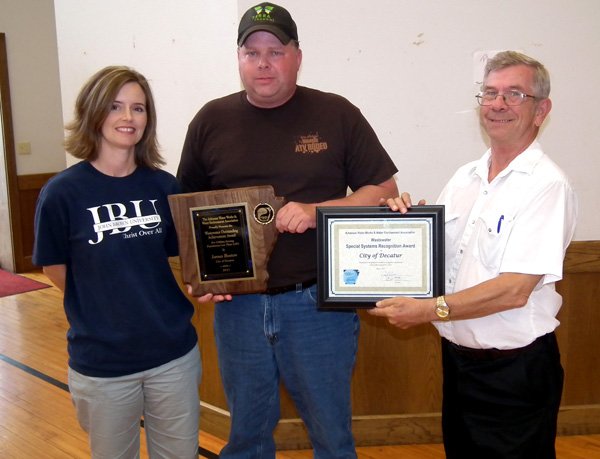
316, 205, 444, 309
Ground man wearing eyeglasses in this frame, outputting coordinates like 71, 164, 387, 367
369, 51, 578, 458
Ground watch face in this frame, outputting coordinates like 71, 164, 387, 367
436, 307, 449, 319
436, 296, 449, 319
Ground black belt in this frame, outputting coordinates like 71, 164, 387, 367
264, 279, 317, 295
445, 333, 553, 361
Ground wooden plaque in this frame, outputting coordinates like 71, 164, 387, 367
168, 186, 285, 296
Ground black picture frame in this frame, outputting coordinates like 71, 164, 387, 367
316, 205, 445, 309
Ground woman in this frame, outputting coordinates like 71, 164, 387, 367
33, 66, 201, 458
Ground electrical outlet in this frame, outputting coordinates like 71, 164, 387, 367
17, 142, 32, 155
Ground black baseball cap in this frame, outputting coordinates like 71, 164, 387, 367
237, 3, 298, 46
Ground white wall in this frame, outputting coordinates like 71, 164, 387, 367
0, 0, 66, 174
53, 0, 600, 240
54, 0, 239, 169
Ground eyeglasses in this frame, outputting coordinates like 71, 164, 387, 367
476, 90, 537, 106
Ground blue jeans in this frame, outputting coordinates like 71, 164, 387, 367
214, 284, 359, 459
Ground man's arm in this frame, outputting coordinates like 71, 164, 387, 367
182, 178, 399, 304
368, 272, 542, 329
276, 177, 398, 233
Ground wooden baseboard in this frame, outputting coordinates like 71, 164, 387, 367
200, 402, 600, 450
558, 405, 600, 436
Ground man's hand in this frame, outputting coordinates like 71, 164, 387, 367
380, 192, 426, 214
276, 201, 317, 233
185, 284, 232, 303
367, 296, 434, 329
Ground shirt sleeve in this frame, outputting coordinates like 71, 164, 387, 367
32, 182, 70, 267
343, 105, 398, 190
176, 112, 211, 193
500, 179, 577, 283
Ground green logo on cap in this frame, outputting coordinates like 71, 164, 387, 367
253, 5, 275, 21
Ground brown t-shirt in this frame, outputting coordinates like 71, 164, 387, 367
177, 86, 398, 287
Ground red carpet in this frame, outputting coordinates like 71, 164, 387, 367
0, 270, 51, 298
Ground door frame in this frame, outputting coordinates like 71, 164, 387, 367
1, 33, 25, 272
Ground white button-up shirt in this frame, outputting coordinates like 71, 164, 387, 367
434, 141, 578, 349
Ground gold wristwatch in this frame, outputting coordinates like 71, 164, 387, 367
435, 295, 450, 321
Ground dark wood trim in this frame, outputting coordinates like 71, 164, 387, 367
15, 172, 56, 272
17, 172, 56, 191
563, 240, 600, 273
200, 402, 600, 449
0, 33, 23, 272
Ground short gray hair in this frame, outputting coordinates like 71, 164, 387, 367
483, 51, 551, 99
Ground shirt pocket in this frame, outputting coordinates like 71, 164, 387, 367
474, 211, 514, 271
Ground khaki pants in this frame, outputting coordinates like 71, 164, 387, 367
68, 345, 202, 459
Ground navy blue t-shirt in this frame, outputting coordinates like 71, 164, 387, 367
33, 162, 197, 377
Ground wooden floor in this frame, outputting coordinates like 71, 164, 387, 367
1, 272, 600, 458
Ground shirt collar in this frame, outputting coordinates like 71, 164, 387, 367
471, 140, 544, 182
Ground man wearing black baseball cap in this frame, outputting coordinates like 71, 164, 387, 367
177, 3, 398, 458
237, 2, 298, 46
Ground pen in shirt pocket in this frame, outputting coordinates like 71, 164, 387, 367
497, 215, 505, 233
